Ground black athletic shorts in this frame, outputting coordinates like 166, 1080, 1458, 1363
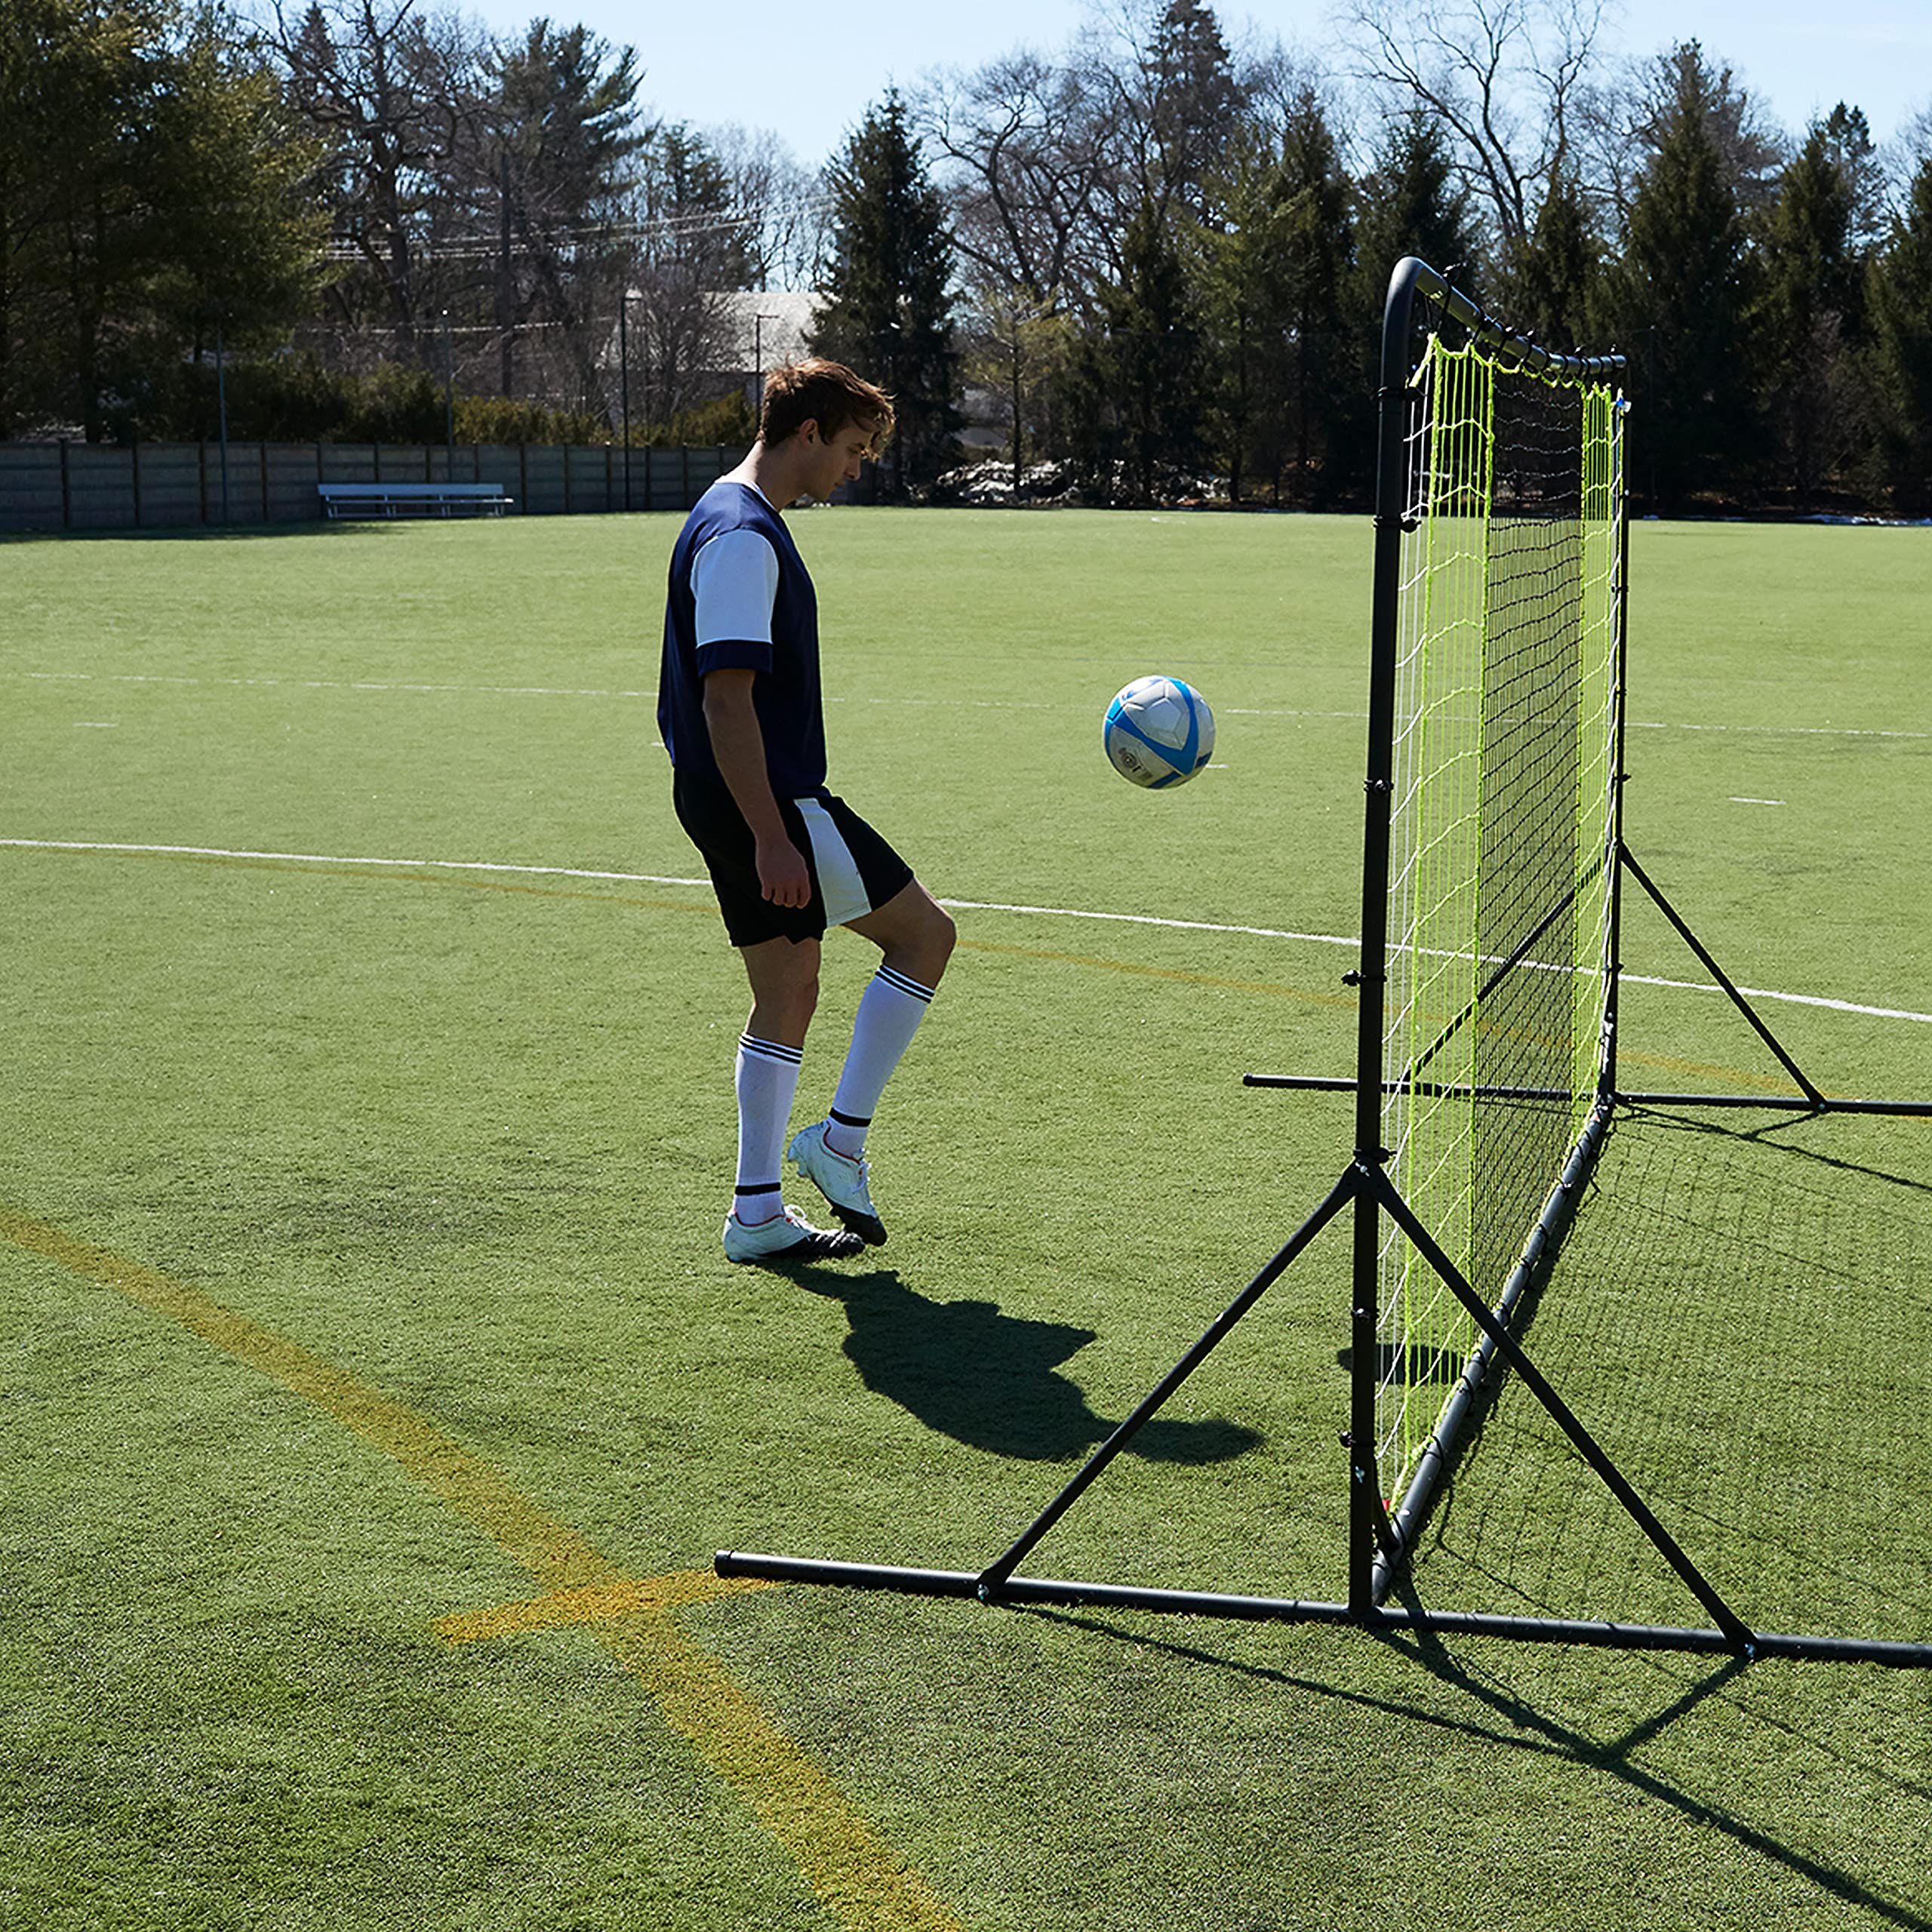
672, 768, 915, 948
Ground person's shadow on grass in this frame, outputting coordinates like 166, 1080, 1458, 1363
791, 1263, 1262, 1464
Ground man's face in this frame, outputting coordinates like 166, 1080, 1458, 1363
799, 418, 878, 501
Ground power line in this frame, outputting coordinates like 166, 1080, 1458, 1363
321, 192, 833, 263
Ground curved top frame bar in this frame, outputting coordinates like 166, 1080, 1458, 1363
1380, 255, 1626, 393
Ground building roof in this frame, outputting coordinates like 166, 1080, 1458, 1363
708, 291, 820, 373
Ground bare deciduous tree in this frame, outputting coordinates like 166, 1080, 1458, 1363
917, 51, 1124, 307
705, 125, 826, 291
1341, 0, 1607, 258
271, 0, 485, 356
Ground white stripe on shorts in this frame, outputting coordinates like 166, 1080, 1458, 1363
793, 794, 875, 929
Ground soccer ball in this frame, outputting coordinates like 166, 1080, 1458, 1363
1103, 675, 1215, 789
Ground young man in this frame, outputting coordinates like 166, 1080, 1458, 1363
659, 359, 956, 1265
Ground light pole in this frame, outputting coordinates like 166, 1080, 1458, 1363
620, 288, 633, 510
751, 311, 780, 418
441, 310, 455, 465
214, 318, 230, 526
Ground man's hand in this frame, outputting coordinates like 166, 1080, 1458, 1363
755, 832, 812, 907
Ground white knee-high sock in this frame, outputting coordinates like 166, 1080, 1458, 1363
735, 1032, 802, 1224
826, 966, 936, 1157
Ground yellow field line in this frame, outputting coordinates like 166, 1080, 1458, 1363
0, 1205, 964, 1932
432, 1570, 774, 1642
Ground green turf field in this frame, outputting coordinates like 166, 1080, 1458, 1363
3, 509, 1929, 1931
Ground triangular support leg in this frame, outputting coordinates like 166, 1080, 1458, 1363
1616, 842, 1932, 1116
973, 1166, 1365, 1600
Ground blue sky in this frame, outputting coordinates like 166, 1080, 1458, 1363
461, 0, 1932, 169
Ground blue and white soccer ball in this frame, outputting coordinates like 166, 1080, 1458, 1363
1103, 675, 1215, 789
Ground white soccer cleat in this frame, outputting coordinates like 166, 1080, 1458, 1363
786, 1119, 887, 1246
722, 1203, 865, 1265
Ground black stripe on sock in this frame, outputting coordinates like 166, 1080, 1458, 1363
734, 1182, 782, 1197
829, 1108, 872, 1129
876, 966, 934, 1004
739, 1033, 804, 1065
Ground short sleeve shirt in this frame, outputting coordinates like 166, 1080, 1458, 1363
657, 479, 826, 798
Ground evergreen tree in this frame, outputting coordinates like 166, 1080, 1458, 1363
491, 22, 648, 405
0, 0, 134, 434
1757, 108, 1874, 506
1198, 134, 1294, 504
1143, 0, 1241, 224
1201, 87, 1358, 505
143, 14, 332, 424
1348, 111, 1482, 500
1865, 155, 1932, 515
493, 22, 643, 234
1066, 201, 1207, 503
1, 0, 325, 439
1817, 103, 1885, 337
1597, 42, 1763, 511
813, 91, 961, 497
1509, 160, 1598, 353
1352, 111, 1482, 303
1275, 88, 1363, 506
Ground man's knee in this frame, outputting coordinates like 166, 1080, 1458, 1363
924, 901, 958, 972
897, 894, 955, 987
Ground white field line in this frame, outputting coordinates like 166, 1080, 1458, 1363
0, 838, 704, 888
21, 670, 657, 700
8, 837, 1930, 1026
14, 671, 1929, 740
1628, 719, 1929, 741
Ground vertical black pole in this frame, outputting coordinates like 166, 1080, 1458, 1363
1348, 258, 1426, 1616
1604, 395, 1633, 1105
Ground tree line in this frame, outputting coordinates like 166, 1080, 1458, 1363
5, 0, 1930, 515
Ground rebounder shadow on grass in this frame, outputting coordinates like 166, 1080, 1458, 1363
791, 1264, 1263, 1466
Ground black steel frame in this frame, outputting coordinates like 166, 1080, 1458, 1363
716, 257, 1932, 1668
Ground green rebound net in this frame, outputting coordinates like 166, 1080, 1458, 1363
1378, 336, 1626, 1515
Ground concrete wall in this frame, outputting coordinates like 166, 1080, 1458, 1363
0, 441, 743, 534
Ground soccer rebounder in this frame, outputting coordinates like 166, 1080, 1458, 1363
657, 360, 955, 1266
714, 257, 1932, 1669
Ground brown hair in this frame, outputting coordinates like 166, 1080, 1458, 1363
760, 358, 895, 453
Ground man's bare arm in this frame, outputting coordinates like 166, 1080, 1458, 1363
701, 669, 811, 908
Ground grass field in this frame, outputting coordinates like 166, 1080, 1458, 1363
3, 508, 1929, 1931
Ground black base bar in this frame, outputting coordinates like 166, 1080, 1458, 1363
1615, 1090, 1932, 1115
1247, 1081, 1932, 1119
712, 1553, 1932, 1666
1246, 1075, 1571, 1100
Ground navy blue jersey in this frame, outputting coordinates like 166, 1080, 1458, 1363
658, 479, 826, 798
